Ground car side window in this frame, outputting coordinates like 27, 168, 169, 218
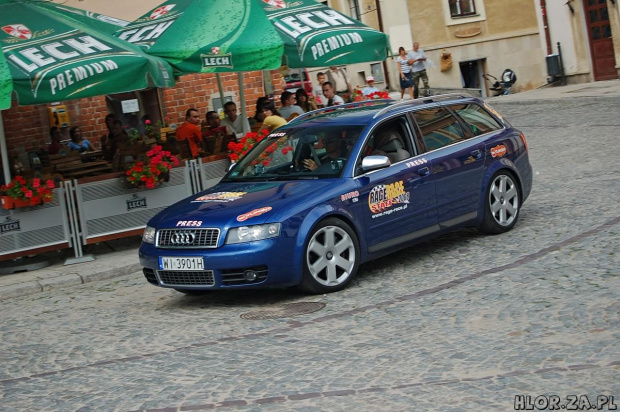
449, 103, 503, 136
412, 107, 466, 151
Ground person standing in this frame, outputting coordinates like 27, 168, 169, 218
313, 71, 327, 107
361, 76, 379, 96
278, 91, 305, 120
322, 82, 345, 107
175, 108, 203, 158
407, 42, 430, 99
326, 66, 353, 103
221, 101, 250, 141
396, 46, 413, 100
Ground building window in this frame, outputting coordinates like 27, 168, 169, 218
449, 0, 476, 17
349, 0, 361, 20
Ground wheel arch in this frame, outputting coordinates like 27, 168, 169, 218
290, 205, 364, 283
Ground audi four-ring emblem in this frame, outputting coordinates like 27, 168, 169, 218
171, 231, 196, 245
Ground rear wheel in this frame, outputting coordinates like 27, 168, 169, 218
479, 170, 520, 234
298, 218, 360, 294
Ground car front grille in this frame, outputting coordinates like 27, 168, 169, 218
156, 228, 220, 249
156, 270, 215, 287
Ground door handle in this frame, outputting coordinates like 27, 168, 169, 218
417, 167, 430, 176
471, 149, 482, 159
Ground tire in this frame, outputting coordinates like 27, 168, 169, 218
298, 218, 360, 294
174, 289, 211, 296
479, 170, 520, 234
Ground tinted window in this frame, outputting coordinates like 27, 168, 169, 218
449, 103, 503, 136
412, 107, 466, 151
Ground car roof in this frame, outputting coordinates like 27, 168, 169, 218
285, 93, 482, 129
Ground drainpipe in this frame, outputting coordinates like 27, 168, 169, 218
540, 0, 553, 55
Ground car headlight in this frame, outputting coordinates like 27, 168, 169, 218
142, 226, 156, 244
226, 223, 281, 244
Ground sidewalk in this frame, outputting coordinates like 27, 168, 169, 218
1, 79, 618, 300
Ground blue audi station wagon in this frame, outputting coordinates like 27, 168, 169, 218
139, 95, 532, 294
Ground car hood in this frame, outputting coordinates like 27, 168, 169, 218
153, 180, 335, 228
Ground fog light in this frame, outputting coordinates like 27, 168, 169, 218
243, 270, 257, 281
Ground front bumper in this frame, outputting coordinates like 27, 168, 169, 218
138, 237, 299, 290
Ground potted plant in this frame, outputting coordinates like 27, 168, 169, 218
226, 129, 270, 163
125, 145, 179, 189
1, 175, 55, 209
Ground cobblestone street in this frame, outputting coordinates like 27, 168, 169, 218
1, 89, 619, 411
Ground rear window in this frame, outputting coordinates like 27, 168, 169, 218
449, 103, 503, 136
412, 107, 466, 151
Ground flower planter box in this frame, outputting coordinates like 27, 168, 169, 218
1, 196, 42, 209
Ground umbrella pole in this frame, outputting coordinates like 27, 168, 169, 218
0, 113, 10, 184
237, 73, 248, 134
216, 73, 225, 109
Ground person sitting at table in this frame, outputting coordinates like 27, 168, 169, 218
296, 88, 318, 113
221, 101, 250, 141
48, 126, 62, 155
68, 126, 93, 153
203, 110, 230, 137
102, 120, 127, 161
278, 91, 304, 120
251, 96, 269, 126
260, 101, 287, 132
175, 108, 203, 158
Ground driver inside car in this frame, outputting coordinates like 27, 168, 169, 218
303, 132, 350, 172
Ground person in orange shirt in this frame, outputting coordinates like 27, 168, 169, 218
175, 108, 203, 158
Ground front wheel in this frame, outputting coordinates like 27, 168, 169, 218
479, 171, 520, 234
298, 218, 360, 294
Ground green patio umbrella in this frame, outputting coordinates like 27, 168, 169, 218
116, 0, 390, 75
36, 2, 130, 34
0, 0, 174, 110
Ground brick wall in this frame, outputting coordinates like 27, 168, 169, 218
1, 70, 286, 171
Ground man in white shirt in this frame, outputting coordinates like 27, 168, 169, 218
407, 42, 430, 99
278, 91, 305, 119
221, 101, 250, 141
322, 82, 344, 106
361, 76, 379, 96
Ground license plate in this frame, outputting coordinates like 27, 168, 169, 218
159, 257, 204, 271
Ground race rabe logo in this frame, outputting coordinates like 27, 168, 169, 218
0, 216, 21, 235
126, 194, 147, 211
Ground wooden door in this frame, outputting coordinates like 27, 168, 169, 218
583, 0, 618, 80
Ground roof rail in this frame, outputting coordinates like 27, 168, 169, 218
372, 93, 474, 119
288, 99, 394, 124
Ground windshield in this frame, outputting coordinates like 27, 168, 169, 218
223, 126, 364, 181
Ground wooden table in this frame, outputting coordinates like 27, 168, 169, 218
55, 160, 113, 178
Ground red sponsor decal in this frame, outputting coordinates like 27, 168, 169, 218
211, 47, 220, 55
263, 0, 287, 8
150, 5, 175, 20
237, 207, 273, 222
491, 145, 507, 158
2, 24, 32, 40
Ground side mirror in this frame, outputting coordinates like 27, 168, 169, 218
361, 155, 391, 172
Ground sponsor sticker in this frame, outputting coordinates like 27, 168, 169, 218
341, 190, 359, 202
0, 217, 21, 235
176, 220, 203, 227
368, 180, 410, 217
194, 191, 246, 203
263, 0, 287, 8
126, 194, 147, 211
491, 144, 507, 158
406, 158, 428, 168
237, 207, 273, 222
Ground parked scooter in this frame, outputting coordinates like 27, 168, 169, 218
483, 68, 517, 96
